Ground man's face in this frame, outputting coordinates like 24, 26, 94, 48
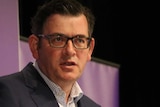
29, 14, 95, 84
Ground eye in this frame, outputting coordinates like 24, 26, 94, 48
76, 38, 85, 43
54, 36, 63, 42
73, 37, 87, 45
50, 34, 66, 43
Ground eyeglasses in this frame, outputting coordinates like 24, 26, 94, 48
38, 33, 92, 49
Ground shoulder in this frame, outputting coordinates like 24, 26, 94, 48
0, 71, 24, 101
0, 62, 34, 87
0, 71, 22, 83
0, 71, 24, 95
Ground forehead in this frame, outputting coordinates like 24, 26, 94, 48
43, 14, 89, 36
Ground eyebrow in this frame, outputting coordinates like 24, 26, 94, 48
48, 33, 89, 38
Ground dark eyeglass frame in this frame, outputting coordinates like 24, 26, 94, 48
37, 33, 92, 49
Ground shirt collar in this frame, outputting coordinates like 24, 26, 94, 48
33, 61, 83, 103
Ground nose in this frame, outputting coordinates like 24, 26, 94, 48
62, 40, 76, 56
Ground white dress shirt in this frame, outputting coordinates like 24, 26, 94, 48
34, 62, 83, 107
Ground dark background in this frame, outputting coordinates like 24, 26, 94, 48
18, 0, 157, 107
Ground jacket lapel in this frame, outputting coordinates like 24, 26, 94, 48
31, 83, 59, 107
22, 62, 59, 107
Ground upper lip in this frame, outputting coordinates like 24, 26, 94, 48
60, 61, 76, 66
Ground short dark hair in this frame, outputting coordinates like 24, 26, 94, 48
31, 0, 95, 37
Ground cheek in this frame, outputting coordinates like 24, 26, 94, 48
78, 51, 91, 62
38, 49, 61, 68
38, 47, 51, 59
49, 50, 63, 64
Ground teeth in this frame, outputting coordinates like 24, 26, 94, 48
65, 62, 72, 65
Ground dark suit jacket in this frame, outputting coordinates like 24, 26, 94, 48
0, 62, 101, 107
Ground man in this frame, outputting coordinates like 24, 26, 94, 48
0, 0, 101, 106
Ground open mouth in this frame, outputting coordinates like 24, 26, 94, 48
61, 62, 76, 66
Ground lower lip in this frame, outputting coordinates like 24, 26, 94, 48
60, 65, 75, 70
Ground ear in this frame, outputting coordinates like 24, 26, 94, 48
87, 37, 95, 61
28, 34, 39, 59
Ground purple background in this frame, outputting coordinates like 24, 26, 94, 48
0, 0, 19, 76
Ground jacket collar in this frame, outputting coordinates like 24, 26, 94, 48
21, 62, 59, 107
21, 62, 86, 107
